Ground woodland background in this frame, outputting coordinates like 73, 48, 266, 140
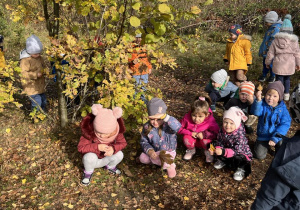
0, 0, 300, 209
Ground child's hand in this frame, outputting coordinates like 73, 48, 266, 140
149, 69, 152, 74
269, 140, 276, 147
104, 146, 114, 156
196, 132, 203, 140
98, 144, 108, 152
208, 148, 214, 156
256, 90, 262, 101
192, 132, 197, 138
215, 148, 223, 156
296, 66, 300, 72
148, 149, 158, 159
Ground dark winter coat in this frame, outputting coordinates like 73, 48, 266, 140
259, 22, 282, 58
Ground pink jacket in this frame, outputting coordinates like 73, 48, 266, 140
265, 32, 300, 75
178, 110, 219, 140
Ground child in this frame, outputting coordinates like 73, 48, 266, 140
205, 69, 238, 112
251, 81, 291, 160
0, 34, 5, 68
20, 35, 46, 111
224, 24, 252, 87
138, 98, 181, 178
265, 14, 300, 101
209, 107, 252, 181
258, 11, 282, 83
178, 95, 219, 162
225, 81, 257, 134
77, 104, 127, 186
251, 84, 300, 209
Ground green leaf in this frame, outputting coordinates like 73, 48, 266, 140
204, 0, 213, 5
81, 7, 90, 16
119, 5, 125, 13
154, 23, 166, 36
158, 4, 171, 14
130, 16, 141, 27
95, 74, 103, 83
132, 2, 141, 10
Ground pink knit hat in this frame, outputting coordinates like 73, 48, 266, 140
91, 104, 123, 134
223, 107, 248, 129
240, 81, 255, 96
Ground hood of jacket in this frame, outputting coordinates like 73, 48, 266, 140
273, 32, 299, 49
80, 113, 126, 141
227, 34, 252, 43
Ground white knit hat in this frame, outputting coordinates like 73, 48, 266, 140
264, 11, 279, 24
26, 35, 43, 54
211, 69, 227, 85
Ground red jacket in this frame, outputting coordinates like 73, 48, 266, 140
77, 113, 127, 159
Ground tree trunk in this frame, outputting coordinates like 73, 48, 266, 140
56, 69, 68, 127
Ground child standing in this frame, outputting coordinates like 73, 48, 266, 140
20, 35, 46, 111
258, 11, 282, 83
205, 69, 238, 112
178, 95, 219, 162
78, 104, 127, 186
265, 14, 300, 101
251, 81, 291, 160
138, 98, 181, 178
224, 24, 252, 87
225, 81, 257, 134
0, 34, 5, 68
209, 107, 252, 181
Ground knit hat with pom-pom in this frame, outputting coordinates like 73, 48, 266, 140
280, 14, 293, 34
91, 104, 123, 134
223, 107, 248, 129
228, 24, 243, 36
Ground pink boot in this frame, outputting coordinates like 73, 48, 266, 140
167, 164, 176, 178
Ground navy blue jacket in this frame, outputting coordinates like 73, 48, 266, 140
251, 99, 291, 144
251, 130, 300, 210
259, 23, 282, 58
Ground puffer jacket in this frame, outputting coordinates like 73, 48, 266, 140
178, 110, 219, 140
20, 56, 46, 95
251, 99, 291, 144
265, 32, 300, 76
224, 34, 252, 72
259, 22, 282, 57
77, 113, 127, 159
251, 130, 300, 210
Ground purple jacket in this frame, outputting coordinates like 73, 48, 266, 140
265, 32, 300, 76
140, 115, 181, 153
215, 125, 253, 161
178, 110, 219, 140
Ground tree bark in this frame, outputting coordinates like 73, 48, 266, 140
56, 69, 68, 127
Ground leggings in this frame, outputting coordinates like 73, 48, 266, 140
139, 150, 176, 170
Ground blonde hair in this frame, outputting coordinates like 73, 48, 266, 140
191, 94, 211, 116
144, 122, 163, 137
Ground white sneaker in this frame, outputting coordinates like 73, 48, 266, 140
233, 168, 245, 181
204, 150, 214, 162
214, 159, 226, 169
284, 93, 290, 101
183, 148, 196, 160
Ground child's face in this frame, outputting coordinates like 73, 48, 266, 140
31, 53, 41, 58
265, 89, 280, 107
191, 112, 208, 124
211, 80, 222, 89
149, 116, 164, 128
239, 92, 249, 103
229, 33, 237, 40
95, 128, 118, 139
223, 118, 236, 133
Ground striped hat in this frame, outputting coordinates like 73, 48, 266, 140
239, 81, 255, 96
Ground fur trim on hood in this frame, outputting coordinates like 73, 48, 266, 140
275, 32, 298, 42
240, 34, 252, 41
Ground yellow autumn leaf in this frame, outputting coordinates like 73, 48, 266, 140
12, 175, 19, 179
12, 203, 17, 208
38, 16, 45, 21
68, 204, 74, 209
158, 4, 171, 14
129, 16, 140, 27
31, 162, 37, 167
22, 179, 26, 184
184, 196, 189, 201
191, 6, 201, 14
21, 194, 26, 198
158, 203, 165, 208
154, 195, 159, 200
111, 193, 117, 197
65, 164, 70, 169
5, 128, 11, 133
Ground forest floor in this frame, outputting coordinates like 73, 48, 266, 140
0, 36, 299, 209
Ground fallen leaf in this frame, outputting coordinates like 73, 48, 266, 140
111, 193, 117, 197
184, 196, 189, 201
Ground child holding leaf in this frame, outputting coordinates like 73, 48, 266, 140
78, 104, 127, 186
178, 94, 219, 162
138, 98, 181, 178
209, 107, 252, 181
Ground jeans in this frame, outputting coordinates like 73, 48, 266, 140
29, 93, 47, 111
276, 75, 290, 94
209, 90, 232, 106
262, 58, 275, 77
254, 140, 282, 160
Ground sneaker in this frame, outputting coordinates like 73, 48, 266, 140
183, 148, 196, 160
104, 166, 122, 175
214, 159, 226, 169
284, 93, 290, 101
204, 150, 214, 163
233, 168, 245, 181
81, 171, 93, 186
210, 105, 216, 112
258, 75, 266, 82
267, 76, 275, 83
244, 125, 253, 134
167, 164, 176, 178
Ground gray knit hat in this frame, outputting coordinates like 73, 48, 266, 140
26, 35, 43, 54
280, 14, 293, 34
147, 98, 167, 116
211, 69, 227, 85
265, 81, 284, 101
264, 11, 279, 24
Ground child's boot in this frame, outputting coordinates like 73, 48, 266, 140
81, 170, 93, 186
284, 93, 290, 101
167, 164, 176, 178
104, 165, 122, 175
183, 148, 196, 160
204, 150, 214, 162
233, 168, 245, 181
